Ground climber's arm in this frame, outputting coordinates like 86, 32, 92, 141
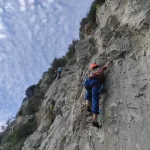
88, 61, 112, 78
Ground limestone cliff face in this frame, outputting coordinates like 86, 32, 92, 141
3, 0, 150, 150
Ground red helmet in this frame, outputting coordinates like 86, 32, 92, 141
90, 63, 99, 70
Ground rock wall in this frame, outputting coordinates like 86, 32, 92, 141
10, 0, 150, 150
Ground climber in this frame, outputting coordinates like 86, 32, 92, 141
84, 61, 112, 128
57, 67, 62, 79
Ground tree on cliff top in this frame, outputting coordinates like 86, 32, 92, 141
79, 0, 105, 39
87, 0, 105, 24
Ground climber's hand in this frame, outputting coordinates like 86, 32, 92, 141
110, 59, 113, 62
105, 61, 112, 67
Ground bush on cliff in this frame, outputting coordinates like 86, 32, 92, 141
46, 39, 78, 84
51, 56, 67, 71
8, 121, 36, 145
66, 39, 78, 60
79, 0, 105, 39
87, 0, 105, 24
13, 122, 36, 144
26, 100, 38, 115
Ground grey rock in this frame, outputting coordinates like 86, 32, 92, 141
114, 128, 119, 134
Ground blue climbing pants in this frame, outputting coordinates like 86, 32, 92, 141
84, 78, 103, 114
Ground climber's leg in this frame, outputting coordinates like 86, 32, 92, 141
84, 78, 92, 112
57, 71, 61, 79
85, 90, 92, 112
92, 86, 101, 128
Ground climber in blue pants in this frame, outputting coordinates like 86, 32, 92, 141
84, 77, 92, 112
85, 78, 103, 116
84, 61, 112, 128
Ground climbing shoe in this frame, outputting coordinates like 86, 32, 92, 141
92, 121, 101, 128
87, 106, 92, 113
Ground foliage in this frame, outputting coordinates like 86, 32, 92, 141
40, 39, 78, 86
47, 56, 67, 84
66, 40, 78, 59
0, 143, 12, 150
0, 133, 4, 144
8, 121, 36, 145
79, 0, 105, 39
80, 17, 89, 28
26, 100, 38, 115
13, 122, 36, 144
46, 40, 78, 83
5, 119, 12, 126
46, 68, 55, 85
79, 17, 89, 39
68, 58, 76, 65
51, 56, 67, 71
50, 39, 78, 69
87, 0, 105, 24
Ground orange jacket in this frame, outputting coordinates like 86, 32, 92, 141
88, 66, 108, 78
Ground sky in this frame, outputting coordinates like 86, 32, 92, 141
0, 0, 93, 128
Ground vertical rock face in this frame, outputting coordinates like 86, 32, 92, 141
3, 0, 150, 150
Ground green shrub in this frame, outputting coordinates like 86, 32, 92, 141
66, 40, 78, 59
51, 56, 67, 71
46, 56, 67, 84
14, 122, 36, 143
47, 39, 78, 76
79, 0, 105, 39
80, 17, 89, 28
9, 121, 36, 145
79, 17, 89, 39
26, 101, 38, 115
0, 144, 12, 150
68, 58, 76, 65
47, 68, 55, 84
45, 40, 78, 84
87, 0, 105, 25
0, 133, 4, 144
